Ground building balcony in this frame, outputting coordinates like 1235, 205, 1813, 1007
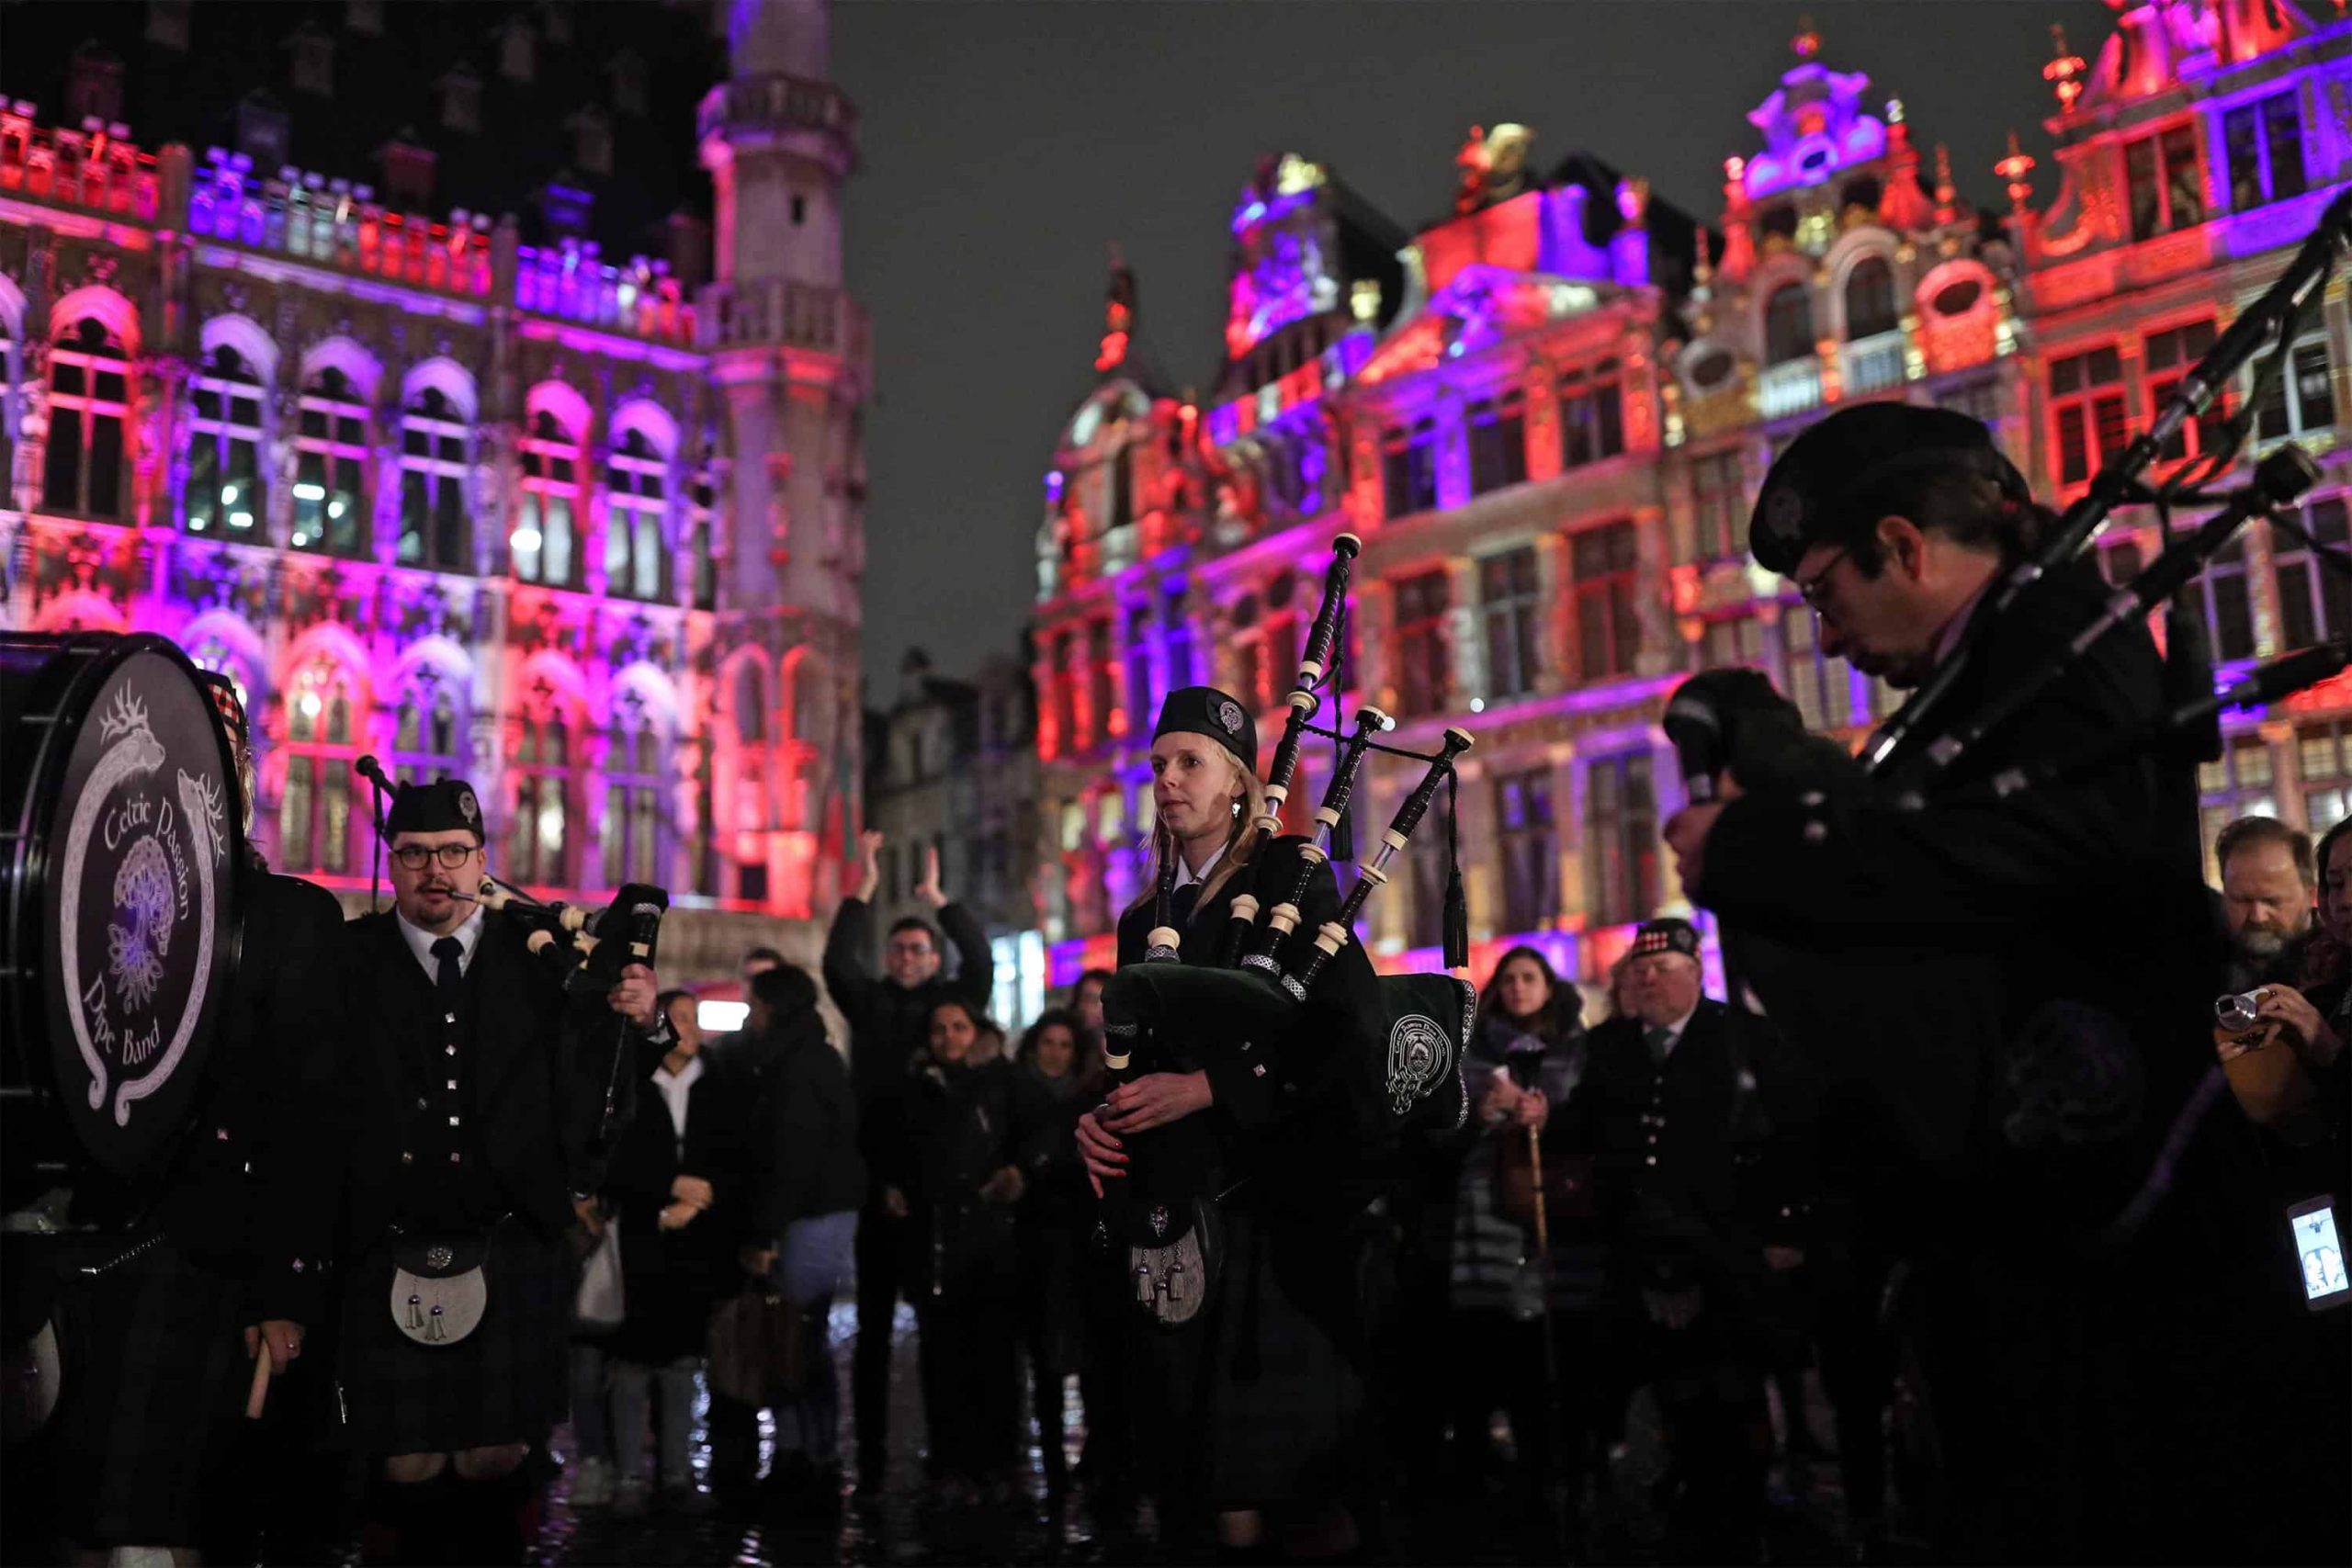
514, 239, 695, 344
1757, 357, 1823, 421
187, 150, 495, 299
1839, 332, 1908, 399
0, 112, 162, 223
697, 278, 868, 362
696, 74, 859, 166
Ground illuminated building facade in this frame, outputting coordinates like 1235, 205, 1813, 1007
1031, 4, 2351, 993
0, 0, 869, 976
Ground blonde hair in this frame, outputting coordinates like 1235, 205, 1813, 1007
1125, 745, 1271, 917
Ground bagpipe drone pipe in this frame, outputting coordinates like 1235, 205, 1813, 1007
1095, 535, 1476, 1322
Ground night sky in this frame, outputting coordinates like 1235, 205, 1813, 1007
829, 0, 2118, 686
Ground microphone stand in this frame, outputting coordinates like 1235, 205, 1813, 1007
354, 755, 396, 913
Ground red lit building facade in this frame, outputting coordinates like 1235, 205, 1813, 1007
1030, 3, 2351, 994
0, 0, 869, 977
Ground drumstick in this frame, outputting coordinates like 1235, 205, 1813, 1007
245, 1339, 275, 1419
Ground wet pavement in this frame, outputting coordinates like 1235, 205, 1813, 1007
533, 1301, 1867, 1565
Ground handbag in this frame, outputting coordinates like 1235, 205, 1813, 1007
389, 1231, 490, 1347
708, 1282, 804, 1405
573, 1216, 626, 1331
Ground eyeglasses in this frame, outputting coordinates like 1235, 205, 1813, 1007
1792, 546, 1851, 612
393, 843, 480, 871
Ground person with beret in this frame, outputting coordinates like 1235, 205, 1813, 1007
296, 775, 671, 1563
1074, 685, 1389, 1562
1660, 402, 2332, 1562
33, 676, 350, 1564
1549, 918, 1816, 1562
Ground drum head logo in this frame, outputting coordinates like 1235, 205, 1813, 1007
51, 650, 233, 1175
1386, 1013, 1453, 1119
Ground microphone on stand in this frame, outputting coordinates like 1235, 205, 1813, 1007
355, 755, 395, 912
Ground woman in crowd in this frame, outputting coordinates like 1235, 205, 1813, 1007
1013, 1008, 1091, 1495
596, 988, 747, 1515
734, 963, 867, 1504
1450, 946, 1600, 1512
898, 997, 1029, 1503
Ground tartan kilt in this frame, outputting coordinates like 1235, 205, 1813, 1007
47, 1237, 247, 1547
339, 1219, 568, 1456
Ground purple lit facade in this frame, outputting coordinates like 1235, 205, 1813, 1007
0, 0, 871, 975
1031, 3, 2351, 998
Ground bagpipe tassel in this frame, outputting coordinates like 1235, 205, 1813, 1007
1441, 766, 1470, 971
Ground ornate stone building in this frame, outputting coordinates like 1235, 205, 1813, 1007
0, 0, 868, 979
1030, 4, 2351, 994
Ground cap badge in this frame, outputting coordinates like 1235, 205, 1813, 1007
1761, 484, 1805, 545
457, 789, 479, 826
1216, 700, 1245, 735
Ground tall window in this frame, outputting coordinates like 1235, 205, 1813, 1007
1781, 608, 1854, 731
187, 345, 266, 537
514, 409, 581, 586
1, 312, 16, 485
1700, 613, 1767, 671
279, 662, 357, 875
601, 695, 662, 887
2273, 498, 2347, 653
1124, 604, 1155, 738
2300, 719, 2351, 836
1479, 547, 1541, 701
1570, 521, 1640, 681
1162, 585, 1195, 690
2124, 123, 2206, 242
2222, 92, 2306, 213
2145, 320, 2224, 464
688, 474, 717, 612
399, 387, 471, 570
392, 671, 465, 783
1262, 570, 1300, 701
1585, 750, 1659, 929
1392, 569, 1452, 716
1690, 449, 1746, 561
1843, 255, 1898, 340
1227, 594, 1265, 716
1383, 418, 1440, 518
1051, 628, 1079, 754
2194, 537, 2257, 662
1494, 767, 1558, 933
2254, 333, 2337, 443
510, 700, 572, 886
1558, 360, 1625, 470
1263, 433, 1325, 518
1087, 615, 1116, 741
2198, 735, 2276, 874
2050, 345, 2127, 487
43, 317, 129, 519
294, 367, 368, 554
1763, 283, 1814, 366
605, 427, 669, 602
1465, 387, 1528, 497
1107, 445, 1134, 533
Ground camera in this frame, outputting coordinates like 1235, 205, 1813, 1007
2215, 990, 2268, 1033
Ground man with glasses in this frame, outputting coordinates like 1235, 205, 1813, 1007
312, 777, 668, 1562
1660, 403, 2324, 1561
820, 829, 992, 1495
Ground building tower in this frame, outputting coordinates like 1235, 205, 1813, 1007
699, 0, 870, 915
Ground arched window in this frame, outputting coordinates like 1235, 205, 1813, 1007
1843, 256, 1898, 341
187, 637, 255, 714
43, 317, 130, 518
510, 688, 572, 886
392, 668, 466, 782
187, 344, 266, 536
604, 427, 668, 602
733, 660, 766, 744
294, 367, 368, 555
601, 689, 663, 886
1764, 282, 1815, 367
514, 409, 580, 586
279, 661, 358, 874
399, 387, 471, 570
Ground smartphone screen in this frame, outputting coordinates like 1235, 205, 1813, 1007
2288, 1199, 2348, 1310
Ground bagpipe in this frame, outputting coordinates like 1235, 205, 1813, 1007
1099, 533, 1477, 1324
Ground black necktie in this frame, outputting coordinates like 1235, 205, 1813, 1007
1170, 882, 1202, 930
432, 935, 464, 1001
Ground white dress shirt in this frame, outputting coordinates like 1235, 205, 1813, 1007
398, 905, 484, 984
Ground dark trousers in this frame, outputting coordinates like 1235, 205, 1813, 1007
1446, 1304, 1607, 1497
852, 1201, 901, 1476
1815, 1251, 1894, 1530
914, 1296, 1019, 1483
1614, 1296, 1770, 1564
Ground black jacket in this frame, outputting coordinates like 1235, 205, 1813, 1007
821, 897, 992, 1178
288, 908, 623, 1321
901, 1056, 1027, 1302
602, 1046, 752, 1362
1556, 999, 1817, 1292
733, 1009, 866, 1235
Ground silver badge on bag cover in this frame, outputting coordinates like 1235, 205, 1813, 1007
1386, 1013, 1453, 1118
425, 1245, 454, 1270
1148, 1204, 1170, 1239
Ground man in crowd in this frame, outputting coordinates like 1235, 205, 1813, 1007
822, 830, 992, 1494
2216, 815, 2320, 987
1554, 918, 1815, 1562
306, 779, 670, 1562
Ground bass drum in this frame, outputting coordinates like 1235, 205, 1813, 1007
0, 633, 243, 1214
